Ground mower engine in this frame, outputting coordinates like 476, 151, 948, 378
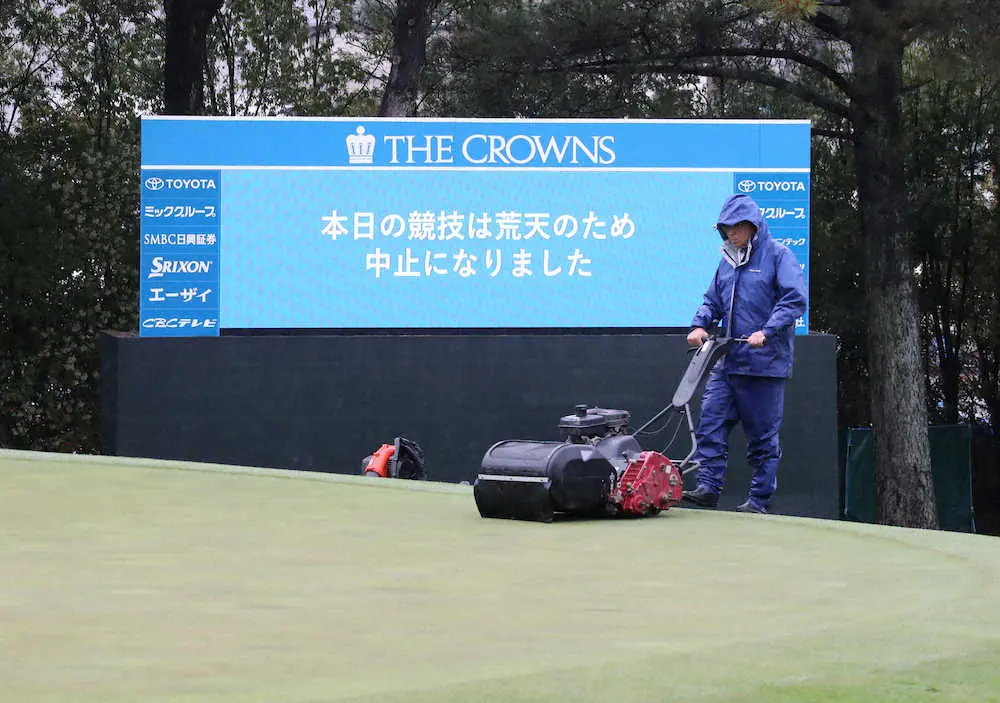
473, 405, 683, 522
608, 450, 683, 517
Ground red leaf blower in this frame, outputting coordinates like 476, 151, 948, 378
361, 437, 427, 480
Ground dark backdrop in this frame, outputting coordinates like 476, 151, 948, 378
101, 331, 839, 518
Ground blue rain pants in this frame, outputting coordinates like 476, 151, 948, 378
692, 367, 787, 510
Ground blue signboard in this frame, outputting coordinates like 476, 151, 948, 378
139, 117, 810, 336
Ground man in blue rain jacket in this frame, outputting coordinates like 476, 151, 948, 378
681, 194, 807, 513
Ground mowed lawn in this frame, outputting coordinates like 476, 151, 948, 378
1, 450, 999, 703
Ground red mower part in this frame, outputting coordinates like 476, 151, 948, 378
364, 444, 396, 478
610, 451, 683, 516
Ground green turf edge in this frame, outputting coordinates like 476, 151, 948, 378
4, 449, 998, 550
0, 448, 472, 496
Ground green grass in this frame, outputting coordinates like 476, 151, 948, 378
1, 449, 999, 702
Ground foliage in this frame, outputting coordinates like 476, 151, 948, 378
3, 0, 1000, 487
1, 0, 150, 450
1, 114, 140, 451
426, 1, 699, 119
901, 31, 1000, 429
203, 0, 382, 116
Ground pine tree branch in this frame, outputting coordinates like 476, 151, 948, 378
808, 9, 848, 42
676, 62, 850, 118
553, 58, 850, 119
669, 47, 856, 99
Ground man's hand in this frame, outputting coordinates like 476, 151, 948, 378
687, 327, 709, 347
747, 330, 767, 348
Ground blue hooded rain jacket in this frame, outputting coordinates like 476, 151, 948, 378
691, 194, 807, 378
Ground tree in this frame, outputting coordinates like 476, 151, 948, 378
203, 0, 381, 116
427, 0, 697, 118
164, 0, 225, 114
1, 0, 152, 451
373, 0, 439, 116
445, 0, 953, 527
908, 72, 997, 426
841, 1, 937, 527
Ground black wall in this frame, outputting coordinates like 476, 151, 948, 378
101, 331, 839, 518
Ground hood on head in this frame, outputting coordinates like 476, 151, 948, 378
715, 194, 769, 242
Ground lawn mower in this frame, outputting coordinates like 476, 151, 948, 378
473, 335, 743, 522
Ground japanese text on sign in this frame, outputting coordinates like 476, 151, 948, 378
321, 210, 636, 242
362, 247, 595, 278
321, 209, 635, 279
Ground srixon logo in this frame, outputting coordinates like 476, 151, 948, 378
147, 257, 213, 278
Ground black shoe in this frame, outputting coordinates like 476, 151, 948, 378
682, 486, 719, 508
737, 499, 766, 514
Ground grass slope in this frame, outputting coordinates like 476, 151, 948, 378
1, 450, 998, 703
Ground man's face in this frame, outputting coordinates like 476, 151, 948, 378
722, 221, 755, 249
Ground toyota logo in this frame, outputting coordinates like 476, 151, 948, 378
737, 179, 756, 193
144, 177, 165, 191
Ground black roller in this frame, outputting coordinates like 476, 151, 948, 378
473, 435, 642, 522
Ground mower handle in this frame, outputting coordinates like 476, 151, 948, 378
630, 334, 758, 471
687, 334, 751, 352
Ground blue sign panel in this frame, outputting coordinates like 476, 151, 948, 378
139, 169, 221, 336
139, 117, 810, 336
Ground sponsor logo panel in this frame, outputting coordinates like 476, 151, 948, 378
139, 313, 220, 337
139, 169, 222, 336
141, 170, 222, 196
142, 230, 220, 249
141, 253, 219, 281
140, 282, 219, 308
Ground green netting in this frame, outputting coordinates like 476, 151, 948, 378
843, 425, 975, 532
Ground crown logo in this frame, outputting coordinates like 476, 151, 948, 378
346, 126, 376, 164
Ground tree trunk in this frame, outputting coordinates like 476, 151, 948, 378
850, 5, 938, 528
163, 0, 225, 115
378, 0, 436, 117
